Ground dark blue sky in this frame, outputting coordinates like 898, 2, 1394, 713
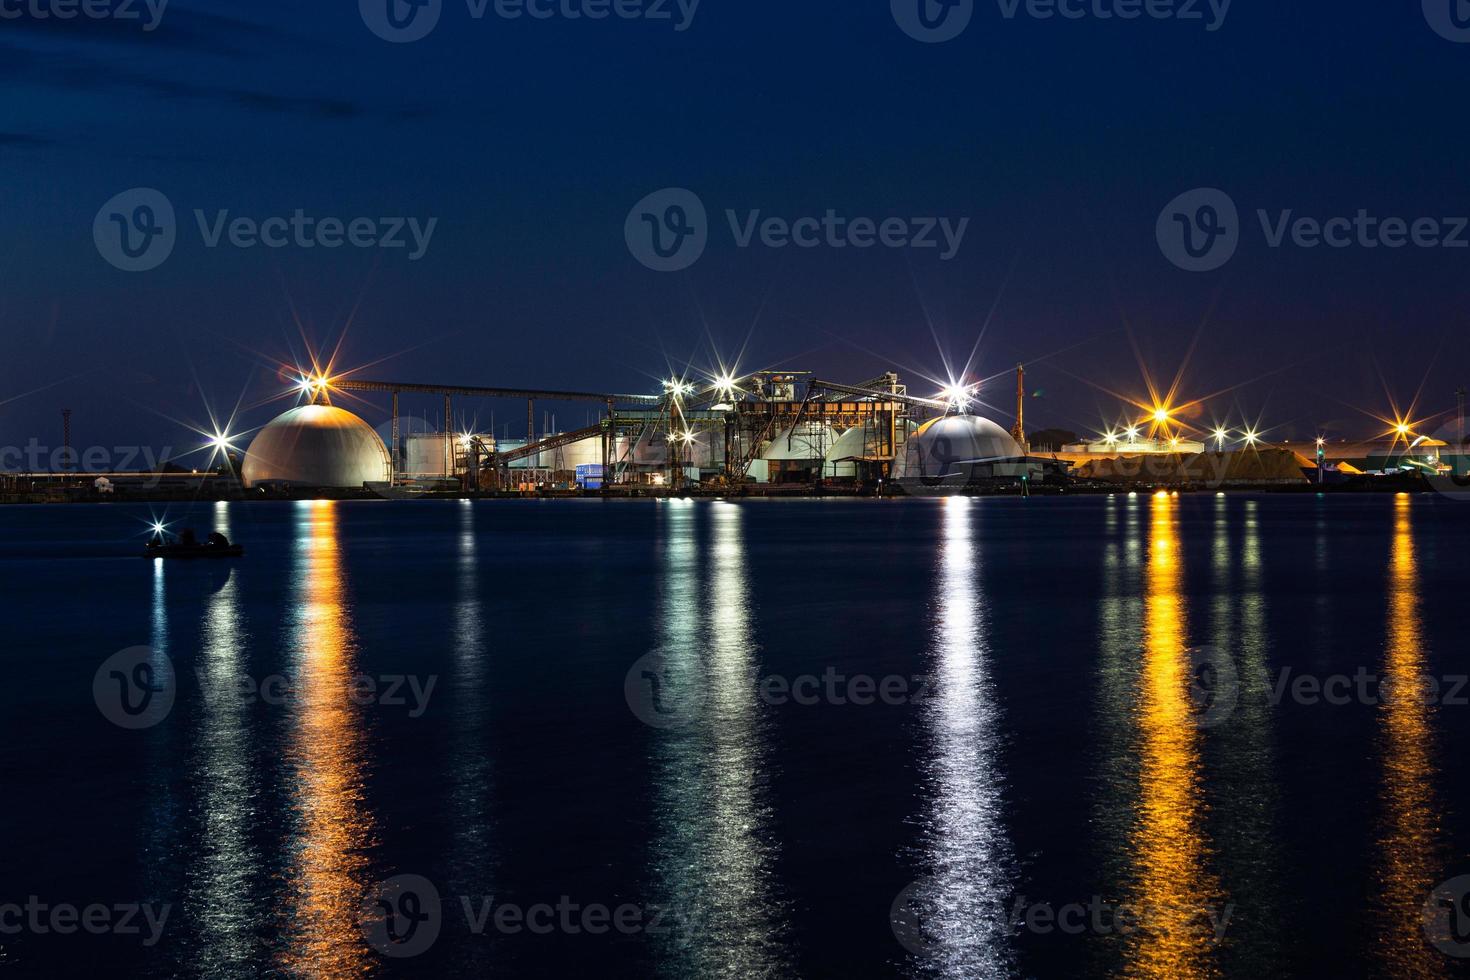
3, 0, 1468, 460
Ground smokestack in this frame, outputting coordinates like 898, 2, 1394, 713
1010, 364, 1027, 452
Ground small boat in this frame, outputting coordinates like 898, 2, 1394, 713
145, 529, 243, 559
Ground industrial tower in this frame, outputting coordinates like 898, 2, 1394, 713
1010, 364, 1027, 452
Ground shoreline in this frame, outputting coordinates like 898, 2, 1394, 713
0, 476, 1438, 505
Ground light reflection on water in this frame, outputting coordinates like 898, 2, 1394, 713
1205, 498, 1282, 970
1097, 494, 1228, 978
447, 501, 495, 905
1371, 496, 1445, 976
906, 497, 1016, 978
186, 504, 261, 975
647, 501, 790, 978
278, 500, 377, 978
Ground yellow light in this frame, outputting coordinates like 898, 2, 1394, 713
1154, 408, 1170, 424
1396, 423, 1411, 437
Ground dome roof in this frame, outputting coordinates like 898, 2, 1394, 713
761, 423, 827, 461
893, 414, 1025, 482
242, 405, 391, 489
824, 419, 918, 476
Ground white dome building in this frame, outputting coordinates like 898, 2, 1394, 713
823, 419, 918, 478
242, 404, 392, 489
893, 414, 1035, 490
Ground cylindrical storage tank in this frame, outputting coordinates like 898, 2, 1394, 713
404, 432, 450, 477
242, 405, 392, 489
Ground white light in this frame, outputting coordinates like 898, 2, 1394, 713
1125, 427, 1139, 442
940, 383, 974, 411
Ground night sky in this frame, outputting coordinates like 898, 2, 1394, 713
3, 0, 1468, 462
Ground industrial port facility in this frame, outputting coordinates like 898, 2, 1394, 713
4, 366, 1465, 501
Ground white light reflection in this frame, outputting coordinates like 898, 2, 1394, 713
187, 503, 258, 973
447, 500, 496, 954
649, 501, 790, 978
909, 498, 1015, 978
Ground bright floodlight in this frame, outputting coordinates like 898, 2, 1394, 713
678, 430, 697, 445
1154, 408, 1170, 424
1103, 430, 1118, 445
940, 383, 974, 411
1213, 427, 1229, 446
1395, 422, 1411, 437
1244, 429, 1260, 446
1125, 427, 1140, 442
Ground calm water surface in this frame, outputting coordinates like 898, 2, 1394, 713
3, 495, 1469, 977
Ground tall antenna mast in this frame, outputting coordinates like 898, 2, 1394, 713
1010, 364, 1027, 452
